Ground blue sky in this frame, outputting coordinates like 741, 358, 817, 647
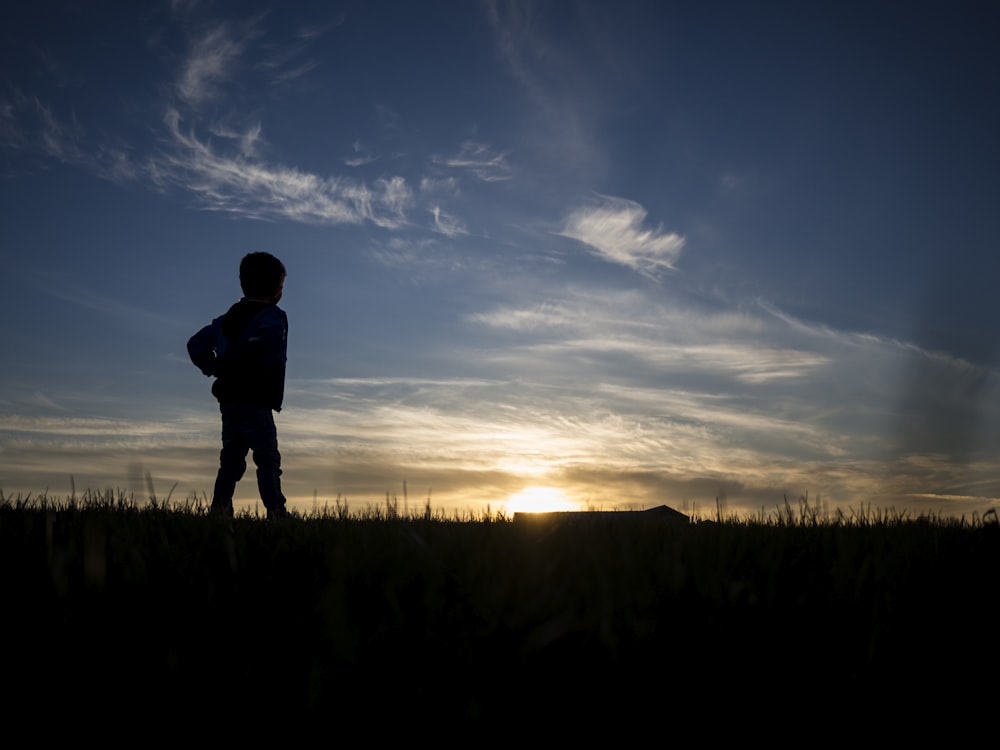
2, 0, 999, 520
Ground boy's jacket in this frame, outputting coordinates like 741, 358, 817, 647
187, 299, 287, 411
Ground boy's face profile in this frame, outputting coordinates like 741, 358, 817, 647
268, 274, 285, 305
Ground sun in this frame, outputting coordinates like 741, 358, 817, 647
505, 486, 578, 515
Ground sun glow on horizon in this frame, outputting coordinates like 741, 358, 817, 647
504, 486, 580, 515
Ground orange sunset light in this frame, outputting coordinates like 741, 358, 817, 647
504, 486, 581, 515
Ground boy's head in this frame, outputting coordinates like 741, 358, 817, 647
240, 251, 286, 303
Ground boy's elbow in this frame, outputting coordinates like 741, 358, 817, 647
190, 352, 216, 376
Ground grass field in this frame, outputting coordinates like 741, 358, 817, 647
2, 488, 997, 739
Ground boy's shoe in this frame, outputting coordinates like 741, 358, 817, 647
210, 503, 234, 518
267, 506, 289, 521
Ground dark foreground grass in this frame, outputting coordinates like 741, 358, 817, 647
2, 489, 998, 739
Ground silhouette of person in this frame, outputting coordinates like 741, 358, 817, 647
187, 251, 289, 520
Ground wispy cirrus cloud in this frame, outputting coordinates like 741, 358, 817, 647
463, 284, 1000, 483
470, 301, 827, 387
150, 107, 413, 227
2, 93, 414, 226
558, 195, 685, 278
344, 140, 376, 167
429, 205, 467, 237
152, 11, 417, 226
175, 22, 253, 107
0, 93, 83, 164
432, 140, 512, 182
0, 414, 192, 439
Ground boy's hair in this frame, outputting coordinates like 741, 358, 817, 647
239, 251, 286, 298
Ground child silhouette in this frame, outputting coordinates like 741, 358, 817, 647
188, 252, 289, 520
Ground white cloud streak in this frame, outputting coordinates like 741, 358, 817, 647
176, 24, 249, 107
558, 195, 685, 277
150, 108, 414, 227
433, 141, 512, 182
430, 205, 467, 237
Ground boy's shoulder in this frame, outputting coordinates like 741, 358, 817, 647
258, 304, 287, 325
248, 304, 287, 340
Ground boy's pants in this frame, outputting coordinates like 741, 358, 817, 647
212, 403, 287, 517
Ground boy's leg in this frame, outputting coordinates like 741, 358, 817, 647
212, 404, 250, 516
246, 407, 287, 518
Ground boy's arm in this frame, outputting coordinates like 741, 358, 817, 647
187, 319, 221, 377
248, 307, 287, 411
249, 308, 288, 370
